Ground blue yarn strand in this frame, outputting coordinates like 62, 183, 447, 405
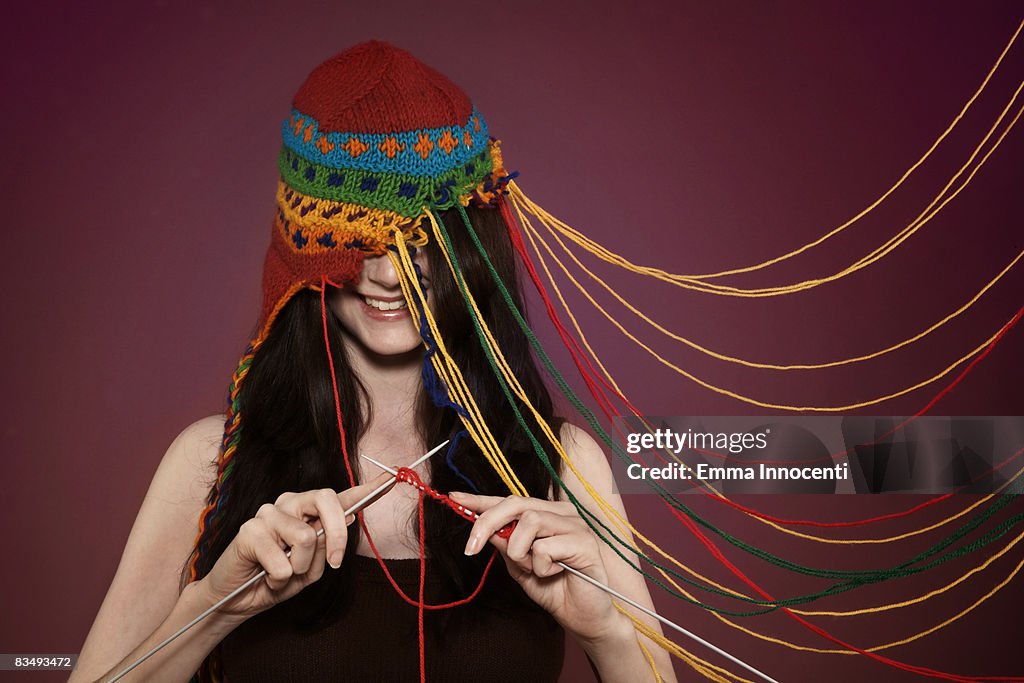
401, 236, 480, 493
444, 430, 480, 493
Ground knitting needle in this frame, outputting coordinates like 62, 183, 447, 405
360, 453, 781, 683
105, 440, 449, 683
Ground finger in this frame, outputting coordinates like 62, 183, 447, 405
506, 509, 585, 566
237, 519, 293, 591
453, 491, 578, 518
463, 497, 578, 556
505, 509, 545, 563
448, 491, 507, 514
276, 489, 350, 569
337, 471, 396, 519
301, 534, 329, 586
486, 533, 527, 581
263, 506, 320, 576
529, 537, 565, 578
531, 532, 604, 577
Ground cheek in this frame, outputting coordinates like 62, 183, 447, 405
326, 290, 358, 326
409, 249, 431, 283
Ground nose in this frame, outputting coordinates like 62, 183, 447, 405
361, 253, 401, 290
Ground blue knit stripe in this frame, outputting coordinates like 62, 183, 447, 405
282, 106, 491, 176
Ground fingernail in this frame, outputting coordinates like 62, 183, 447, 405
329, 552, 342, 569
464, 534, 481, 556
450, 491, 466, 499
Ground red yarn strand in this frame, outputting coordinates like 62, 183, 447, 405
417, 491, 427, 683
319, 278, 497, 683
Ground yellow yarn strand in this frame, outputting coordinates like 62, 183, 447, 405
796, 526, 1024, 617
649, 17, 1023, 281
416, 208, 1024, 660
516, 200, 1022, 411
516, 202, 1024, 544
388, 233, 529, 496
635, 635, 666, 683
509, 194, 626, 395
618, 605, 755, 683
514, 225, 1024, 636
510, 81, 1024, 296
714, 542, 1024, 655
734, 463, 1024, 546
512, 195, 1024, 650
423, 209, 720, 667
529, 202, 1023, 369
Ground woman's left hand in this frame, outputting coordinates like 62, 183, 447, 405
450, 491, 624, 644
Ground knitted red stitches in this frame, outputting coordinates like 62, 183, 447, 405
395, 467, 517, 538
293, 40, 472, 134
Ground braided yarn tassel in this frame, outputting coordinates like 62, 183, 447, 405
187, 341, 258, 683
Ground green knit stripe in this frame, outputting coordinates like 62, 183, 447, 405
278, 145, 493, 218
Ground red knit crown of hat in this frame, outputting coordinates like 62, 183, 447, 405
293, 40, 473, 133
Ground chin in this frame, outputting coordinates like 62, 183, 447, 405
329, 289, 432, 360
359, 334, 424, 359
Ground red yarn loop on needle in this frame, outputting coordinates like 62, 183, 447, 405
395, 467, 517, 538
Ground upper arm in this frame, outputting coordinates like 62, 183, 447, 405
556, 422, 638, 566
71, 415, 224, 681
557, 422, 678, 682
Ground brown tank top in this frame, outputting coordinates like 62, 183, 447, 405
218, 554, 565, 681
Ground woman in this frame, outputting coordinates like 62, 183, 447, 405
73, 41, 675, 682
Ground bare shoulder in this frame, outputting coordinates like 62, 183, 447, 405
559, 421, 601, 456
168, 414, 225, 468
557, 422, 615, 493
161, 414, 225, 492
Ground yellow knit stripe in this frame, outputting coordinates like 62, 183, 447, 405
275, 179, 430, 254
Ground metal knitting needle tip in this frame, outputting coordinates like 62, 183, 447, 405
337, 440, 448, 526
360, 453, 399, 476
105, 440, 449, 682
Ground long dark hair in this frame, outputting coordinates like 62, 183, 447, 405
182, 203, 564, 628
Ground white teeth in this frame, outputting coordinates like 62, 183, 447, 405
364, 296, 407, 311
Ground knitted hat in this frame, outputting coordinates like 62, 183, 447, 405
259, 40, 510, 341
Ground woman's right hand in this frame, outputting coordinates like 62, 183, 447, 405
193, 473, 392, 621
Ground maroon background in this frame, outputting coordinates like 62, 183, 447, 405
2, 1, 1023, 681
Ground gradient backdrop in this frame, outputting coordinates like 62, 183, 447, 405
2, 1, 1023, 681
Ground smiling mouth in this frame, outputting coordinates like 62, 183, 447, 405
363, 295, 408, 311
